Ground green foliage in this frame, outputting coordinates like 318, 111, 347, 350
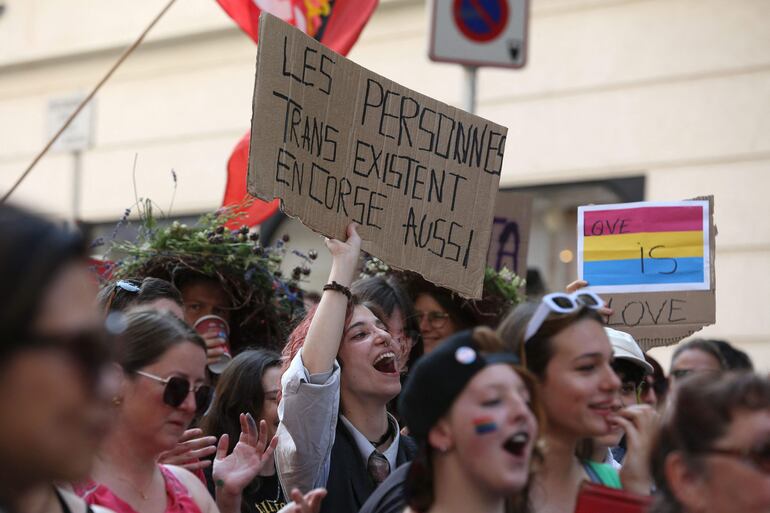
104, 202, 311, 351
111, 205, 284, 288
484, 265, 526, 307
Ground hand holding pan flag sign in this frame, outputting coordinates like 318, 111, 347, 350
577, 196, 716, 350
247, 14, 506, 299
218, 0, 379, 227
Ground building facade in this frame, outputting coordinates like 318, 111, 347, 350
1, 0, 768, 368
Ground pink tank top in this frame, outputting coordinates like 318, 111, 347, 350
73, 465, 203, 513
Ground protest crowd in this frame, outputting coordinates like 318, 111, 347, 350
1, 200, 768, 513
1, 3, 768, 513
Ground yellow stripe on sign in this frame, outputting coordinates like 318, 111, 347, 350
584, 231, 704, 262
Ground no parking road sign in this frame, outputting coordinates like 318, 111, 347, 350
430, 0, 529, 68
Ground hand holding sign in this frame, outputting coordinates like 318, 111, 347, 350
577, 198, 716, 349
247, 14, 505, 298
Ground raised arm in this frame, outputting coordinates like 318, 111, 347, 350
300, 223, 361, 374
275, 223, 361, 493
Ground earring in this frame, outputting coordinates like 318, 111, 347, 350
112, 396, 123, 406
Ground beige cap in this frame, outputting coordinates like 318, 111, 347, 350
604, 327, 654, 375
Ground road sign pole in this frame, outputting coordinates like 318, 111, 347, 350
464, 65, 477, 114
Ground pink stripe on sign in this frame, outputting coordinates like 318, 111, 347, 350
583, 206, 703, 236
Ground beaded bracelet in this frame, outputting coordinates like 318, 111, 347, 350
323, 281, 352, 301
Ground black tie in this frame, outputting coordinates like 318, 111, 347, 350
367, 450, 390, 484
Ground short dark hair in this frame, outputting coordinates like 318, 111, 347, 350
671, 339, 727, 370
710, 339, 753, 371
116, 310, 206, 374
97, 277, 183, 314
407, 278, 477, 330
650, 372, 770, 513
0, 204, 86, 348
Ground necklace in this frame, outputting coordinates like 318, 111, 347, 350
114, 472, 155, 501
367, 418, 394, 448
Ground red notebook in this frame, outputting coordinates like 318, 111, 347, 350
574, 482, 653, 513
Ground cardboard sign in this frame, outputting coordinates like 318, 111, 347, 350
486, 191, 532, 276
247, 14, 506, 298
577, 197, 716, 349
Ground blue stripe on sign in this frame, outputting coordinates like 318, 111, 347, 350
583, 257, 704, 286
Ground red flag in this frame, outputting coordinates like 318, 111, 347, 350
219, 0, 378, 226
222, 133, 280, 228
215, 0, 378, 54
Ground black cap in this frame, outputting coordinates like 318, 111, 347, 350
399, 330, 520, 439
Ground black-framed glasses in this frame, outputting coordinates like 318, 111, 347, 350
701, 441, 770, 474
414, 311, 450, 329
25, 330, 113, 385
135, 370, 213, 416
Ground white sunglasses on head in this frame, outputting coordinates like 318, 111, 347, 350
524, 291, 605, 343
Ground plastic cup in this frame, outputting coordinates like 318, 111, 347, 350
193, 315, 232, 374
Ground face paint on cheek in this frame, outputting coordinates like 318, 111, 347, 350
473, 416, 498, 435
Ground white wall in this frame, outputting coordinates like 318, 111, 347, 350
1, 0, 768, 368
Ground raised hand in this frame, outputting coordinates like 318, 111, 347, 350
201, 331, 228, 366
212, 413, 278, 497
565, 279, 613, 318
325, 223, 361, 288
158, 428, 217, 470
277, 488, 327, 513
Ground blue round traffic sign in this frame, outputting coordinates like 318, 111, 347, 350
453, 0, 509, 43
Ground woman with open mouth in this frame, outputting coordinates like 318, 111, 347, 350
497, 292, 624, 513
276, 223, 417, 513
398, 328, 540, 513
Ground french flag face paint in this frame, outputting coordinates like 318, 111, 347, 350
473, 416, 498, 435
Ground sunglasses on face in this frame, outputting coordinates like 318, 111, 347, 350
135, 370, 213, 417
702, 440, 770, 474
524, 291, 604, 343
26, 330, 113, 386
619, 382, 641, 396
639, 377, 667, 398
414, 311, 450, 329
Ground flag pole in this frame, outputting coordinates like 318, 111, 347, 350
1, 0, 179, 204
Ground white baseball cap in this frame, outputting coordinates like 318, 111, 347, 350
604, 327, 654, 375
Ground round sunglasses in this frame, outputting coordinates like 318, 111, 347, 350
135, 370, 213, 416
